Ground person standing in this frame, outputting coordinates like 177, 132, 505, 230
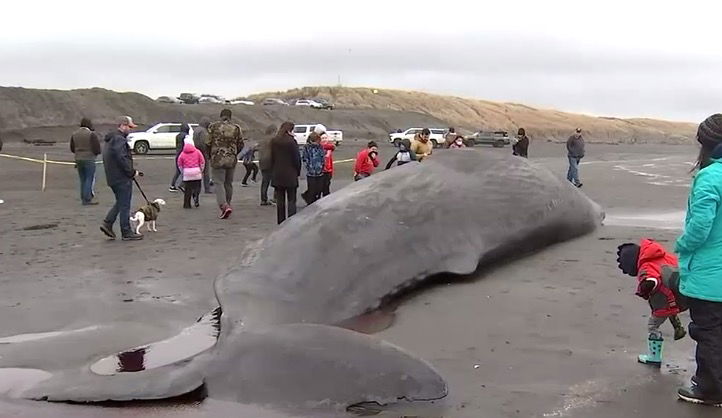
206, 109, 244, 219
300, 128, 326, 205
675, 114, 722, 406
257, 132, 274, 206
193, 117, 213, 194
239, 142, 259, 187
169, 123, 190, 192
353, 141, 380, 181
410, 128, 433, 161
321, 130, 336, 197
177, 142, 205, 209
566, 128, 585, 187
444, 127, 457, 148
513, 128, 530, 158
385, 138, 417, 169
100, 116, 142, 241
70, 118, 101, 205
271, 121, 301, 224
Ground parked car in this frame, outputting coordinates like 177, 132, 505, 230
313, 98, 334, 110
177, 93, 199, 104
292, 124, 343, 146
388, 128, 446, 148
465, 131, 511, 148
199, 94, 228, 104
230, 98, 255, 105
294, 99, 324, 109
127, 123, 198, 154
156, 96, 179, 104
262, 98, 289, 106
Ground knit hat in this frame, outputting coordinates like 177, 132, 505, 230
616, 243, 640, 277
314, 124, 327, 135
697, 114, 722, 151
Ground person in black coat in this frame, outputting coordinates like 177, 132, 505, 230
513, 128, 530, 158
169, 123, 190, 192
270, 121, 301, 224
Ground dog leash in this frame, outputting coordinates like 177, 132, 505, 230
133, 177, 151, 205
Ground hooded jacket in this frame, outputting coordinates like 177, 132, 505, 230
206, 118, 244, 169
635, 239, 682, 317
102, 130, 135, 187
177, 143, 206, 181
675, 144, 722, 302
302, 141, 326, 177
410, 135, 433, 161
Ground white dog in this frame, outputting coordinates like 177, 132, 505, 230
130, 199, 166, 234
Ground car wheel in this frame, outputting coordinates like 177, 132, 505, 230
133, 141, 149, 155
431, 139, 438, 148
493, 140, 505, 148
465, 139, 475, 147
393, 138, 402, 148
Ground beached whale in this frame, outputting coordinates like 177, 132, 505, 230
1, 150, 603, 413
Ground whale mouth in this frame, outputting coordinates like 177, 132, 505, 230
90, 307, 221, 375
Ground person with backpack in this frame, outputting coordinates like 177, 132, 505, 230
385, 138, 417, 169
301, 127, 327, 205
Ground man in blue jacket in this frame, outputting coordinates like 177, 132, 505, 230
676, 114, 722, 406
100, 116, 142, 241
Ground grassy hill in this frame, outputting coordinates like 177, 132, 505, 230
250, 86, 697, 144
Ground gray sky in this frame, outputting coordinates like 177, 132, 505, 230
1, 0, 720, 122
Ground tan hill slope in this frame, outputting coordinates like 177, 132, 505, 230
251, 87, 697, 144
0, 87, 448, 143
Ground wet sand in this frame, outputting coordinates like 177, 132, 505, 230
0, 140, 709, 417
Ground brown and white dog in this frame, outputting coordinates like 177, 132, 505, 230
130, 199, 166, 234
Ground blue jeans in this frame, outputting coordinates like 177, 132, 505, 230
104, 180, 133, 236
76, 160, 96, 204
567, 156, 582, 185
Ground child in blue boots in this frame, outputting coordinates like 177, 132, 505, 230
617, 239, 687, 367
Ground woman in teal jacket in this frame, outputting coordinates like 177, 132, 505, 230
676, 114, 722, 406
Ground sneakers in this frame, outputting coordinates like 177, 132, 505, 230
194, 197, 200, 208
260, 201, 272, 206
83, 201, 99, 206
169, 186, 179, 192
241, 183, 249, 187
122, 233, 143, 241
576, 183, 583, 188
678, 385, 722, 407
100, 222, 116, 240
219, 204, 232, 219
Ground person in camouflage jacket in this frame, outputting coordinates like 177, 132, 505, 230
205, 108, 244, 219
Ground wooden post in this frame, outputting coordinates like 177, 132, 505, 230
42, 153, 47, 192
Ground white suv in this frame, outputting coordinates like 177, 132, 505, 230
389, 128, 446, 148
293, 124, 344, 146
127, 123, 198, 154
294, 99, 323, 109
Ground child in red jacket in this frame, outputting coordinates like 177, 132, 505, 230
617, 239, 687, 367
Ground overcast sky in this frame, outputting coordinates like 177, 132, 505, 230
1, 0, 720, 122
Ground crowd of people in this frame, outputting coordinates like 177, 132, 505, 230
45, 106, 722, 407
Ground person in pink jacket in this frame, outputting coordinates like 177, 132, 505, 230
177, 143, 206, 208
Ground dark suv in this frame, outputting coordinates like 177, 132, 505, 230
177, 93, 199, 104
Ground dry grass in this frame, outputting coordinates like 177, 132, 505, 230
251, 86, 697, 143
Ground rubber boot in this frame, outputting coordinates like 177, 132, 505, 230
638, 336, 663, 367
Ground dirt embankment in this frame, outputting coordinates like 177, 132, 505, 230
0, 86, 697, 145
251, 86, 698, 144
0, 87, 447, 143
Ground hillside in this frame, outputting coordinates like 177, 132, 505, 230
0, 87, 447, 143
0, 86, 697, 144
251, 87, 697, 144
